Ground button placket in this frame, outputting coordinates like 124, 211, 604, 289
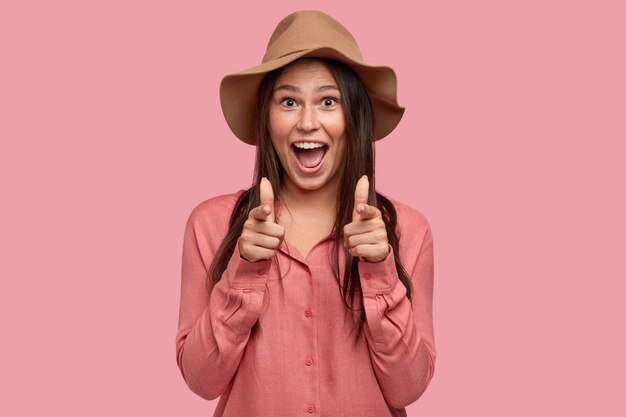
303, 260, 318, 415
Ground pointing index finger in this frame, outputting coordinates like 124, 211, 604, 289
357, 203, 381, 220
250, 204, 272, 221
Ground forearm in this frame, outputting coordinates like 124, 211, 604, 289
361, 278, 436, 407
177, 280, 267, 400
359, 234, 436, 408
176, 214, 271, 400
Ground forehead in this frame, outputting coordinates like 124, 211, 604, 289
275, 58, 337, 86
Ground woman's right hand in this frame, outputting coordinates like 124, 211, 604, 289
239, 177, 286, 262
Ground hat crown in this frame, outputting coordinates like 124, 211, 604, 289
262, 10, 363, 63
220, 10, 405, 145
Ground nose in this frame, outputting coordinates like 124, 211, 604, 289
296, 105, 320, 132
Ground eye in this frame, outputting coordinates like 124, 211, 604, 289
279, 97, 297, 107
321, 97, 339, 107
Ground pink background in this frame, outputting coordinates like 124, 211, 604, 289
1, 0, 624, 415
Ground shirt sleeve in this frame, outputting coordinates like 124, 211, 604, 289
175, 207, 271, 400
358, 225, 436, 408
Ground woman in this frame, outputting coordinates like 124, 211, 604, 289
175, 10, 436, 417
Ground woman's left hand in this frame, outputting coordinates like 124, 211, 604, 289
343, 175, 390, 263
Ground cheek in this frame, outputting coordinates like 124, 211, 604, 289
324, 112, 346, 138
335, 140, 347, 161
269, 110, 291, 139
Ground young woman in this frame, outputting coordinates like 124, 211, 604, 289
175, 10, 436, 417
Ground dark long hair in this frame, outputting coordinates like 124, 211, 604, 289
208, 57, 412, 345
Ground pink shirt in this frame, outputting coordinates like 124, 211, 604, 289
175, 190, 436, 416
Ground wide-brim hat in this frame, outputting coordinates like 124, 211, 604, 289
219, 10, 405, 145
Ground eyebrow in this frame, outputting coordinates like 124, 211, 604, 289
273, 84, 339, 93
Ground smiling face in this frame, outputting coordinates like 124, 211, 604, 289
268, 58, 347, 195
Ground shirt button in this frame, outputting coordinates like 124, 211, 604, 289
363, 272, 372, 279
257, 269, 266, 276
305, 357, 313, 366
307, 404, 315, 413
304, 307, 312, 317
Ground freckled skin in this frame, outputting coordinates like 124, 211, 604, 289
269, 59, 347, 195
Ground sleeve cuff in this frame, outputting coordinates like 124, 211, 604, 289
225, 237, 272, 289
358, 243, 399, 294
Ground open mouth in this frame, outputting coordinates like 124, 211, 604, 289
292, 143, 328, 171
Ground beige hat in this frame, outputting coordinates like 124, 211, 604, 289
219, 10, 405, 145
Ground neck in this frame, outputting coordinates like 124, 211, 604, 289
279, 177, 338, 216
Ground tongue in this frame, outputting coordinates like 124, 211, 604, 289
296, 147, 326, 168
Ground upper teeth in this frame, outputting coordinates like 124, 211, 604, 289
294, 142, 325, 149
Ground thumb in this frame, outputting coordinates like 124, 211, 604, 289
259, 177, 275, 223
352, 175, 369, 222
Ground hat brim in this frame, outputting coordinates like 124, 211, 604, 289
220, 47, 405, 145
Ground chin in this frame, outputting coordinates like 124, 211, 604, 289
294, 176, 326, 190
